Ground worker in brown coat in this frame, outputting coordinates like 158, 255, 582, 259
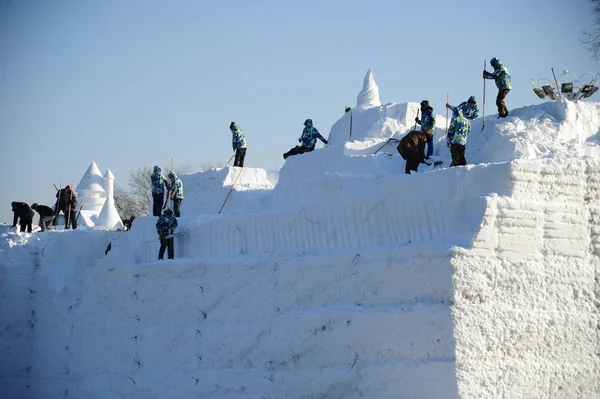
397, 130, 433, 174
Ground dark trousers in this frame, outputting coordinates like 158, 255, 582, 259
450, 143, 467, 166
234, 148, 247, 167
158, 236, 174, 260
172, 198, 182, 217
496, 89, 510, 117
283, 145, 314, 159
397, 145, 423, 174
54, 206, 77, 229
19, 219, 33, 233
152, 193, 164, 216
65, 210, 77, 229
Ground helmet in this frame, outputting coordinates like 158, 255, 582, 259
420, 100, 430, 108
304, 119, 313, 127
31, 203, 38, 209
490, 57, 498, 67
230, 122, 236, 129
468, 96, 477, 103
164, 208, 173, 216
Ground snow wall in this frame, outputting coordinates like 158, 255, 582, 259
1, 100, 600, 398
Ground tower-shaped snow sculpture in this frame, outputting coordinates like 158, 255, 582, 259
76, 161, 106, 214
356, 68, 381, 109
94, 169, 124, 230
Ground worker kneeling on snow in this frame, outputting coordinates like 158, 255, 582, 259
397, 130, 433, 175
283, 119, 328, 159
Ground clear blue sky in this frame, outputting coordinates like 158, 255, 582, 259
1, 0, 598, 223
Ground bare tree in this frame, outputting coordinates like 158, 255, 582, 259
582, 0, 600, 59
114, 185, 146, 219
126, 165, 153, 217
114, 162, 217, 219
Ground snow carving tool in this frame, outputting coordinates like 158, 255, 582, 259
482, 60, 486, 131
163, 159, 174, 211
225, 153, 235, 167
66, 180, 74, 229
445, 93, 449, 136
218, 167, 244, 214
373, 137, 399, 154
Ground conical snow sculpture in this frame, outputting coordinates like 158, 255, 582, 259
76, 161, 106, 214
356, 68, 381, 109
94, 169, 124, 230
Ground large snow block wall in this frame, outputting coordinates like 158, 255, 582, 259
81, 248, 459, 398
0, 231, 122, 399
452, 160, 600, 398
2, 159, 600, 398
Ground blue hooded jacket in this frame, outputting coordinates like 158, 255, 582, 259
418, 106, 436, 132
156, 210, 178, 237
151, 166, 169, 195
168, 172, 184, 199
299, 119, 328, 148
484, 59, 512, 90
446, 101, 479, 145
230, 123, 247, 150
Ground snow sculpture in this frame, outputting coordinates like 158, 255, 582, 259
76, 161, 106, 214
94, 169, 123, 230
356, 68, 381, 109
75, 161, 124, 230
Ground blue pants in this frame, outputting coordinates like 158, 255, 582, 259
426, 135, 433, 158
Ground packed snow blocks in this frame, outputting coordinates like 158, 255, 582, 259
2, 99, 600, 398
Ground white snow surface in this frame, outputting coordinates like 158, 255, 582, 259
2, 96, 600, 398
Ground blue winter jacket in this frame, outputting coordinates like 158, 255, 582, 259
156, 213, 178, 237
418, 107, 436, 131
151, 166, 169, 195
168, 172, 184, 199
447, 102, 479, 145
230, 124, 247, 150
485, 61, 512, 90
299, 120, 328, 148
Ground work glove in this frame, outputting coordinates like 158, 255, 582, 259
446, 103, 451, 109
415, 118, 421, 124
298, 138, 302, 143
323, 139, 328, 145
